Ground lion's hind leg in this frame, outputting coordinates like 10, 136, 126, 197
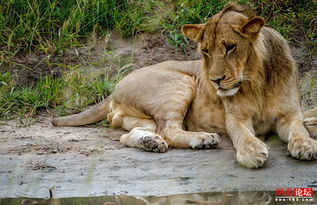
120, 117, 168, 153
304, 108, 317, 139
107, 102, 168, 153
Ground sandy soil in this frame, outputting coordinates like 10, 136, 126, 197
0, 116, 125, 156
1, 116, 317, 199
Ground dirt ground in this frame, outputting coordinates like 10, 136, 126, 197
0, 33, 317, 199
1, 116, 317, 199
4, 32, 201, 86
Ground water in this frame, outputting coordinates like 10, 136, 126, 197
1, 191, 316, 205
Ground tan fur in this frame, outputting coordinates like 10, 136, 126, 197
52, 2, 317, 168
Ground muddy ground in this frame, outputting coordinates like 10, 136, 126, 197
0, 33, 317, 199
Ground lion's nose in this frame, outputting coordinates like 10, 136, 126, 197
210, 76, 225, 85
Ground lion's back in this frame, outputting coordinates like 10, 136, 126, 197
112, 60, 200, 114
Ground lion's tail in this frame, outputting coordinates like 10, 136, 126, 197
304, 107, 317, 119
52, 96, 112, 127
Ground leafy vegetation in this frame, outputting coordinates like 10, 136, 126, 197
254, 0, 317, 54
0, 72, 61, 118
162, 0, 225, 52
2, 0, 315, 60
0, 0, 164, 64
0, 0, 316, 119
163, 0, 317, 54
0, 67, 129, 119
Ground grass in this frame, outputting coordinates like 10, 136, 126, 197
1, 0, 315, 59
162, 0, 226, 52
163, 0, 317, 54
253, 0, 317, 54
161, 0, 250, 52
0, 0, 164, 65
0, 66, 129, 119
0, 0, 316, 120
0, 72, 62, 119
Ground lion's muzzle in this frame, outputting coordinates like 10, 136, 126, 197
216, 87, 240, 97
213, 79, 242, 97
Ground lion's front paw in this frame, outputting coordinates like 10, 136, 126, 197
140, 135, 169, 153
236, 137, 269, 169
288, 136, 317, 160
189, 133, 220, 149
304, 117, 317, 139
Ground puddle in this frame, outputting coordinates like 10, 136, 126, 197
1, 191, 316, 205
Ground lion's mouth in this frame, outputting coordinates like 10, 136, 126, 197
216, 87, 240, 97
212, 80, 242, 97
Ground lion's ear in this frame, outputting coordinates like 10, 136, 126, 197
182, 24, 205, 42
233, 16, 265, 38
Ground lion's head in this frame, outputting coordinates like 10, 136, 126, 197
182, 3, 265, 97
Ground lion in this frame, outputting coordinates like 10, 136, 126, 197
52, 2, 317, 168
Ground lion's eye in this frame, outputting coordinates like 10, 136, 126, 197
225, 44, 236, 55
202, 48, 209, 55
